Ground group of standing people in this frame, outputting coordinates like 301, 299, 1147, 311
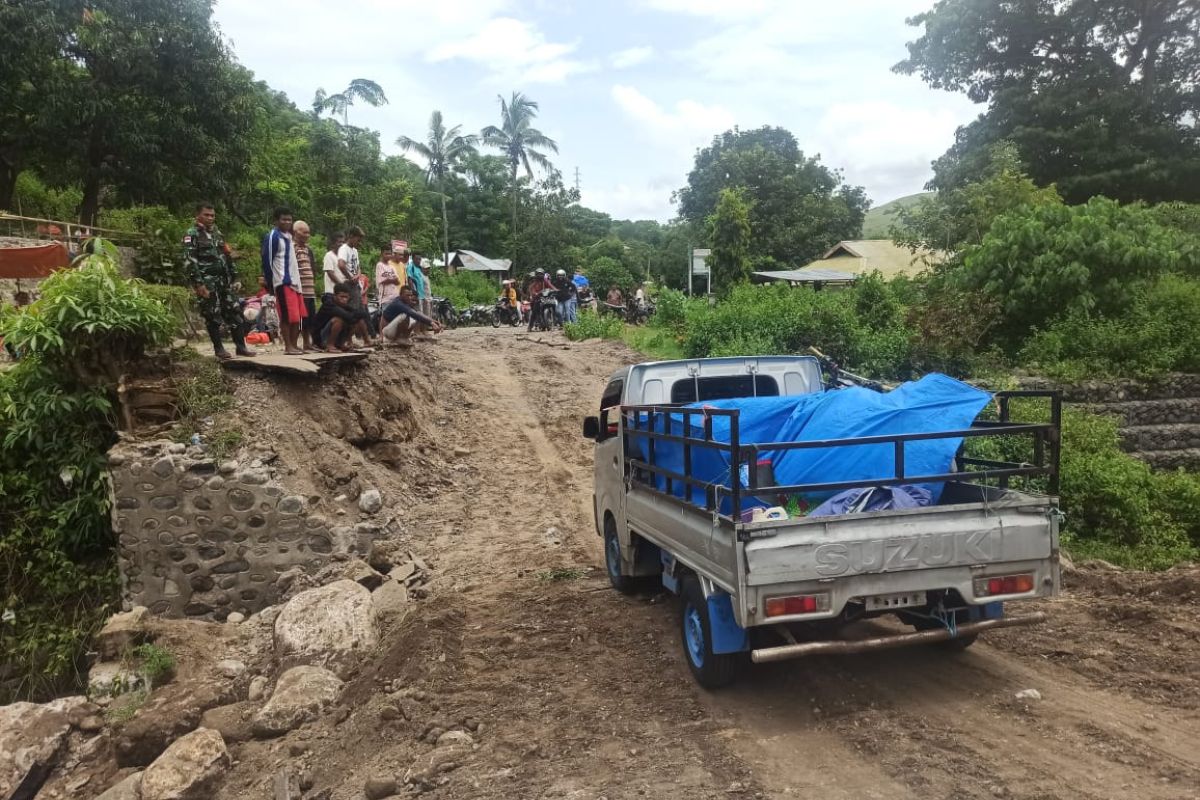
183, 203, 441, 360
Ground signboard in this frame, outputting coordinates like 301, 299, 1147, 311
691, 248, 710, 276
391, 239, 408, 253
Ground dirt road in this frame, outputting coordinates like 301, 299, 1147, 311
225, 327, 1200, 799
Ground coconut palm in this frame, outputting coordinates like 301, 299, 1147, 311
312, 79, 389, 125
480, 92, 559, 235
397, 111, 479, 266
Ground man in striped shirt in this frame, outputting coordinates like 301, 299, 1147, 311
293, 220, 317, 352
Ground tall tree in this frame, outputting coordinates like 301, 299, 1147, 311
708, 188, 752, 296
312, 79, 389, 126
0, 0, 72, 210
397, 111, 478, 262
676, 126, 868, 269
481, 92, 559, 244
895, 0, 1200, 203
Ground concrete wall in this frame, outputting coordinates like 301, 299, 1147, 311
108, 440, 376, 620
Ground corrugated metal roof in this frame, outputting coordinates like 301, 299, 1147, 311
752, 268, 858, 283
449, 249, 509, 272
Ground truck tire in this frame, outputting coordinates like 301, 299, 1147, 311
603, 517, 638, 595
680, 577, 741, 689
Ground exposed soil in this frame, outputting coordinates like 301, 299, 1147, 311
63, 328, 1200, 798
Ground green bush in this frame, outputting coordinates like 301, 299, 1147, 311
0, 241, 172, 701
564, 311, 623, 341
649, 288, 690, 331
8, 172, 82, 221
430, 268, 498, 308
962, 197, 1200, 349
680, 282, 917, 380
101, 206, 188, 284
1020, 274, 1200, 379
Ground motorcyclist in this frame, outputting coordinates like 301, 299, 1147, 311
527, 269, 554, 331
499, 279, 520, 322
554, 268, 577, 324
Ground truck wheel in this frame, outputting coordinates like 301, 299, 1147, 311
680, 577, 740, 689
603, 517, 638, 595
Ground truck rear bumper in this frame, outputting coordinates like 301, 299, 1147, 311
750, 612, 1047, 663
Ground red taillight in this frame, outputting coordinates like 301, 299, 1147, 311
977, 573, 1035, 596
764, 593, 828, 617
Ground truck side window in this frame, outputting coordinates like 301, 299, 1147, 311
599, 380, 624, 440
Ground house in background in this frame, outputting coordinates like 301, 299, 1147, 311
752, 239, 941, 288
442, 249, 513, 282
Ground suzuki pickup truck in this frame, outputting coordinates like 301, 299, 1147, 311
582, 356, 1062, 688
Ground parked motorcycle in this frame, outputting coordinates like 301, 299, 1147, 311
627, 297, 655, 326
491, 296, 522, 327
577, 287, 597, 313
431, 296, 458, 329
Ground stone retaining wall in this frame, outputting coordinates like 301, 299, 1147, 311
1019, 373, 1200, 470
108, 440, 377, 620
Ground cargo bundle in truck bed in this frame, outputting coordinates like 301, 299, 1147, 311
582, 356, 1062, 688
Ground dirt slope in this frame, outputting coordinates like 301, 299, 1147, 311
218, 327, 1200, 800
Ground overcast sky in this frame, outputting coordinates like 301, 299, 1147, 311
212, 0, 981, 222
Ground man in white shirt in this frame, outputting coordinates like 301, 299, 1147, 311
337, 226, 365, 312
323, 232, 347, 298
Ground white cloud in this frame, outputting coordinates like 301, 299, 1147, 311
812, 101, 965, 205
428, 17, 591, 84
642, 0, 770, 19
582, 180, 676, 222
611, 85, 735, 149
611, 45, 654, 69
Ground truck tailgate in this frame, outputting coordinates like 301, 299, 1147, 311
743, 500, 1055, 586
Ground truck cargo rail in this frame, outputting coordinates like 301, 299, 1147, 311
620, 390, 1061, 521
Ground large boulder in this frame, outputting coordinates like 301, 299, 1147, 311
140, 727, 229, 800
273, 580, 378, 676
251, 666, 343, 738
115, 681, 235, 768
96, 606, 151, 660
0, 697, 85, 797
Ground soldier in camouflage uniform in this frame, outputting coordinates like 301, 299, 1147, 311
183, 203, 255, 359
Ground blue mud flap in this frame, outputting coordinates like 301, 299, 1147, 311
708, 593, 749, 655
661, 551, 679, 594
968, 601, 1004, 621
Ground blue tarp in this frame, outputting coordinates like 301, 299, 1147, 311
640, 373, 992, 513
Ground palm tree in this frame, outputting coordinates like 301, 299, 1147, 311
481, 92, 559, 237
312, 79, 389, 125
397, 111, 479, 266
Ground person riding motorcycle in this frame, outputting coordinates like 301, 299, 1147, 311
499, 279, 521, 322
554, 268, 577, 324
527, 269, 555, 331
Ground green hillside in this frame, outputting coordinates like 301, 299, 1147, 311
862, 192, 933, 239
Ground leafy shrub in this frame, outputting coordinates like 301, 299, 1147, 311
430, 268, 498, 308
650, 288, 690, 331
962, 197, 1200, 349
680, 282, 917, 380
586, 256, 638, 296
565, 311, 623, 341
1020, 274, 1200, 378
9, 172, 83, 221
132, 643, 177, 686
0, 242, 172, 701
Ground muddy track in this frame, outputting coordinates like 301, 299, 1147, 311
221, 327, 1200, 799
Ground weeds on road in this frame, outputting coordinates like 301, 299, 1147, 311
538, 567, 589, 582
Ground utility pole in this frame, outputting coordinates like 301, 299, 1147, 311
574, 167, 581, 194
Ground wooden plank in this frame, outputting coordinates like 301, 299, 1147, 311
221, 355, 321, 376
297, 351, 371, 364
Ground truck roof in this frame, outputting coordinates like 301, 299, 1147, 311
612, 355, 824, 403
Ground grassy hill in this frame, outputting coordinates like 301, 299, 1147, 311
862, 192, 933, 239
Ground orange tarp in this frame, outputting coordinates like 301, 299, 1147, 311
0, 242, 70, 279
